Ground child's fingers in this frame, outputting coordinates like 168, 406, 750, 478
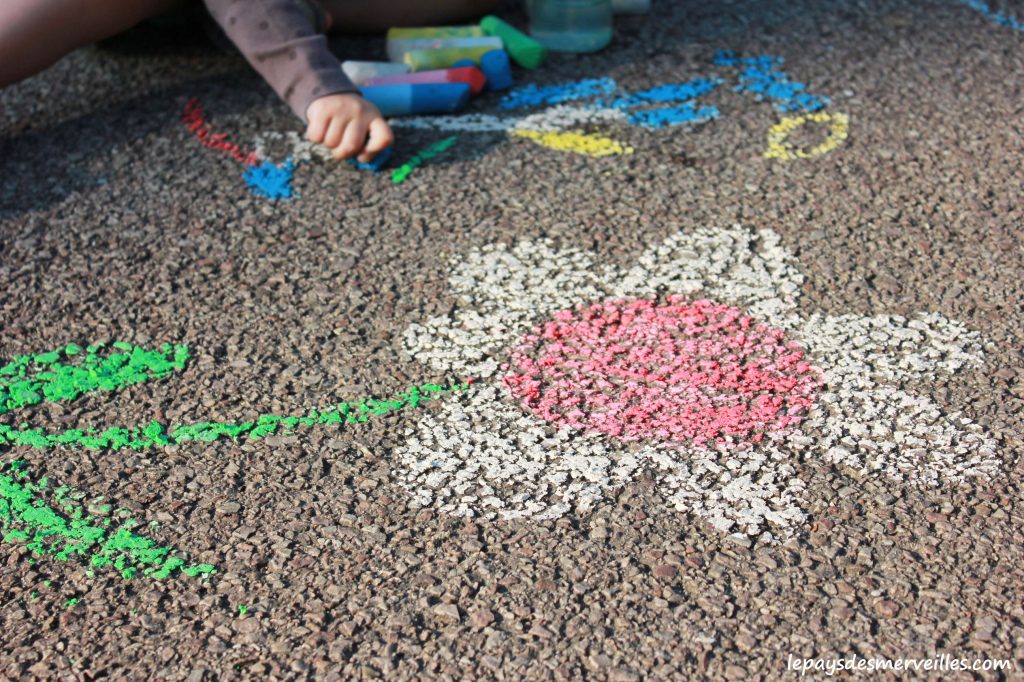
305, 114, 329, 144
357, 118, 395, 163
322, 116, 346, 150
333, 119, 369, 160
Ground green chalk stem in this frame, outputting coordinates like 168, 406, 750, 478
0, 383, 469, 451
391, 136, 459, 184
0, 342, 467, 451
0, 342, 189, 417
480, 15, 546, 69
0, 460, 215, 580
0, 341, 468, 582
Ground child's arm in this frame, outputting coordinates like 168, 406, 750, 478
204, 0, 392, 161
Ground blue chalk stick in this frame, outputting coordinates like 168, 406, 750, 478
348, 146, 394, 173
359, 83, 472, 116
480, 50, 513, 91
451, 58, 477, 69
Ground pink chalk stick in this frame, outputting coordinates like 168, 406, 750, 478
364, 66, 487, 95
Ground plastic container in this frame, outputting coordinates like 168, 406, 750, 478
527, 0, 613, 53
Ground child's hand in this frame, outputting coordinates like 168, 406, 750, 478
305, 93, 393, 162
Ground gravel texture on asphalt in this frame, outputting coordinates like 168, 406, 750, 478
1, 0, 1023, 679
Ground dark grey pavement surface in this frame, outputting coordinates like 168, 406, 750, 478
1, 0, 1023, 679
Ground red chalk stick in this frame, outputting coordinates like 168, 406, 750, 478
364, 66, 487, 95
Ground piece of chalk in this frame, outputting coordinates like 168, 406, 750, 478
359, 83, 471, 116
341, 61, 409, 85
402, 46, 499, 71
451, 59, 477, 69
480, 50, 513, 91
365, 66, 487, 95
479, 15, 547, 69
387, 26, 484, 40
347, 145, 394, 173
388, 36, 503, 63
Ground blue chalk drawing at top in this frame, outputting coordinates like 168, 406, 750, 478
958, 0, 1024, 31
499, 77, 617, 110
628, 104, 720, 128
499, 75, 721, 128
603, 77, 723, 128
714, 50, 829, 113
607, 77, 723, 108
244, 159, 295, 200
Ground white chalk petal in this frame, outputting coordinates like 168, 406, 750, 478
636, 441, 808, 540
613, 225, 802, 327
799, 311, 985, 384
394, 387, 626, 520
813, 386, 1000, 484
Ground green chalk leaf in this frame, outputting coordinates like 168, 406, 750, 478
0, 461, 215, 582
0, 342, 190, 417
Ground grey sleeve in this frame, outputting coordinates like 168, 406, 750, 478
204, 0, 358, 122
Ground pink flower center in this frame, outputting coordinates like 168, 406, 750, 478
503, 296, 822, 446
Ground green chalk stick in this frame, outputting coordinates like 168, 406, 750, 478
403, 46, 494, 71
389, 36, 502, 64
480, 15, 546, 70
387, 26, 484, 40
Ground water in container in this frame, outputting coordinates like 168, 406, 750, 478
528, 0, 613, 53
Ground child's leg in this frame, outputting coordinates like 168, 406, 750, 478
0, 0, 185, 87
321, 0, 500, 34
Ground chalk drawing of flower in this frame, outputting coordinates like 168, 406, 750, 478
398, 226, 999, 541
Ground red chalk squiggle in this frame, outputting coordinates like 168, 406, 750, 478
180, 97, 260, 166
503, 296, 822, 446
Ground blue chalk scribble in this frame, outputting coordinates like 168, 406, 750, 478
601, 77, 723, 128
714, 50, 829, 113
607, 78, 723, 108
244, 159, 295, 200
500, 78, 617, 110
958, 0, 1024, 31
627, 104, 720, 129
500, 75, 721, 129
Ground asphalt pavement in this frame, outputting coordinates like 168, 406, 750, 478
1, 0, 1022, 679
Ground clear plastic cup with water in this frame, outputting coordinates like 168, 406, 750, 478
528, 0, 613, 53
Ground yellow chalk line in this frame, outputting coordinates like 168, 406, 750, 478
764, 112, 850, 161
511, 129, 634, 158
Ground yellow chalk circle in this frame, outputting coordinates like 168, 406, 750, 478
764, 111, 850, 161
511, 129, 634, 158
